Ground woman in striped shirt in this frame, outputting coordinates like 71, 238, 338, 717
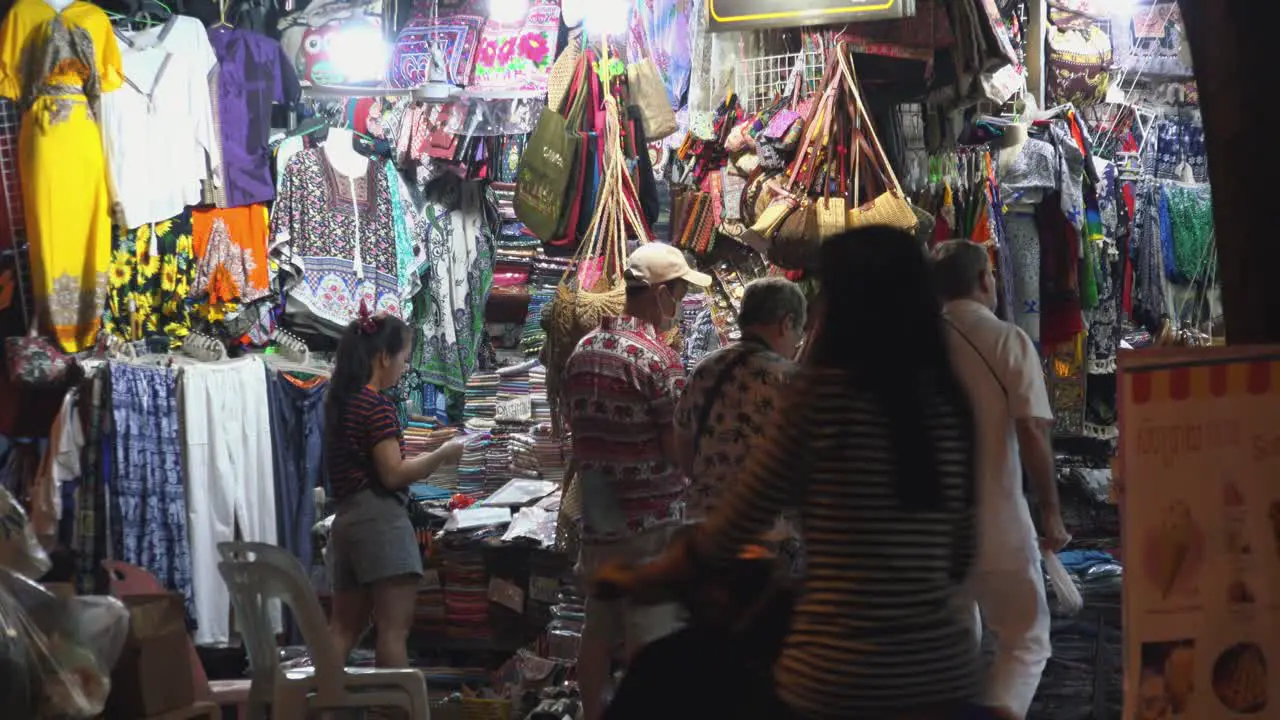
605, 227, 985, 719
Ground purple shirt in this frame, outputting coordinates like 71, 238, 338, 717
208, 27, 300, 207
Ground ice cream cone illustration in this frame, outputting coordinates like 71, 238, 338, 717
1158, 501, 1195, 599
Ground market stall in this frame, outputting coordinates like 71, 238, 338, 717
0, 0, 1220, 717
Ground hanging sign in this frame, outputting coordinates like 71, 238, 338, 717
1118, 346, 1280, 720
708, 0, 914, 33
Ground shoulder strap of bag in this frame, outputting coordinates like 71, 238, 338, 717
692, 344, 764, 457
943, 316, 1008, 399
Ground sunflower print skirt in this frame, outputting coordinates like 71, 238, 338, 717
102, 211, 197, 348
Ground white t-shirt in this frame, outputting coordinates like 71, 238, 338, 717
943, 299, 1053, 571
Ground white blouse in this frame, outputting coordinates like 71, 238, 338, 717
101, 15, 219, 229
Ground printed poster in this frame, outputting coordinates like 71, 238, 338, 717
1120, 346, 1280, 720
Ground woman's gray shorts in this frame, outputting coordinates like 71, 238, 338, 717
329, 488, 423, 590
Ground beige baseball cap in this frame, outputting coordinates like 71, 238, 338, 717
624, 242, 712, 288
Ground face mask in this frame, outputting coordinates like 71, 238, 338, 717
656, 288, 678, 331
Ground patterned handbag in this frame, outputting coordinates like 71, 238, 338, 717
471, 0, 560, 93
1047, 24, 1112, 107
5, 331, 72, 387
389, 10, 485, 88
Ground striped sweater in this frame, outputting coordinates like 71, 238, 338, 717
693, 366, 982, 718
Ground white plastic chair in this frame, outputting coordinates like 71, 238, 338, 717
216, 541, 430, 719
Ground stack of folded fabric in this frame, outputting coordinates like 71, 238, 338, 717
532, 422, 568, 486
509, 433, 540, 480
485, 423, 515, 496
521, 292, 554, 358
437, 536, 491, 641
456, 432, 491, 496
529, 254, 573, 291
463, 372, 500, 421
403, 417, 457, 454
529, 364, 553, 426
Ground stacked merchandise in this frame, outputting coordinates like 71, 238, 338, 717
509, 434, 540, 480
484, 423, 517, 496
529, 365, 553, 427
521, 292, 554, 358
532, 423, 568, 486
403, 417, 458, 463
437, 534, 494, 642
463, 372, 500, 421
456, 432, 492, 496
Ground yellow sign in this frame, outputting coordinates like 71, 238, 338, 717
707, 0, 909, 32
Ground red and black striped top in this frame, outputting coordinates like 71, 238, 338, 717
326, 385, 402, 501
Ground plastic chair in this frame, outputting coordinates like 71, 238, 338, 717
216, 541, 430, 719
102, 560, 252, 718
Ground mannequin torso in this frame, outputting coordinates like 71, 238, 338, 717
996, 123, 1029, 179
322, 128, 368, 179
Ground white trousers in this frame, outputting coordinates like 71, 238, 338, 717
969, 560, 1052, 719
183, 357, 280, 645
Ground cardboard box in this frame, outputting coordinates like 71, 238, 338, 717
105, 593, 196, 718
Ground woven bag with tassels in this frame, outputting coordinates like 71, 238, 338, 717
544, 66, 652, 435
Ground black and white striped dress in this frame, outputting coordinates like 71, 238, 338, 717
693, 367, 982, 719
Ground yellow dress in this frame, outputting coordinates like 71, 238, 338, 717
0, 0, 122, 351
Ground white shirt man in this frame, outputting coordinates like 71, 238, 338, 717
932, 240, 1070, 719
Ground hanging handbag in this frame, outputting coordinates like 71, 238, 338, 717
424, 102, 461, 160
626, 20, 678, 140
514, 55, 590, 242
5, 329, 72, 387
545, 62, 653, 430
839, 50, 917, 233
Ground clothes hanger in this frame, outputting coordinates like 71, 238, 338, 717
211, 0, 233, 29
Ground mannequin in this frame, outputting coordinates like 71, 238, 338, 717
996, 122, 1029, 179
321, 127, 368, 178
42, 0, 75, 11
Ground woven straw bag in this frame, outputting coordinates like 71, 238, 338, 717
547, 30, 583, 113
544, 77, 651, 433
840, 50, 916, 233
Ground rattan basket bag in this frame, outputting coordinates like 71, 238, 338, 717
544, 64, 652, 433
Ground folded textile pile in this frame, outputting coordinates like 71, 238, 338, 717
456, 432, 491, 496
521, 291, 555, 358
437, 539, 491, 641
509, 433, 540, 480
532, 422, 568, 486
463, 372, 500, 421
530, 365, 553, 426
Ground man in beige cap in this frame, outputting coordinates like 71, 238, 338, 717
562, 242, 711, 720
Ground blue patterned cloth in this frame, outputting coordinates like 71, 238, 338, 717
110, 362, 195, 622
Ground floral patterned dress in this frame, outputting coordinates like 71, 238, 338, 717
270, 147, 405, 336
101, 211, 197, 347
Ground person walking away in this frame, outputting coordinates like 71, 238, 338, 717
324, 306, 466, 670
931, 239, 1071, 719
562, 242, 712, 720
674, 276, 807, 522
598, 227, 988, 720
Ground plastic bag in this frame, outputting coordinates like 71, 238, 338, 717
0, 486, 52, 580
1044, 551, 1085, 616
0, 568, 130, 718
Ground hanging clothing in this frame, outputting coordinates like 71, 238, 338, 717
206, 26, 300, 207
271, 147, 405, 337
182, 356, 280, 645
191, 204, 272, 308
411, 181, 495, 393
73, 369, 109, 594
109, 361, 195, 620
101, 211, 197, 347
1003, 210, 1041, 344
265, 368, 326, 570
0, 0, 123, 351
101, 15, 219, 228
